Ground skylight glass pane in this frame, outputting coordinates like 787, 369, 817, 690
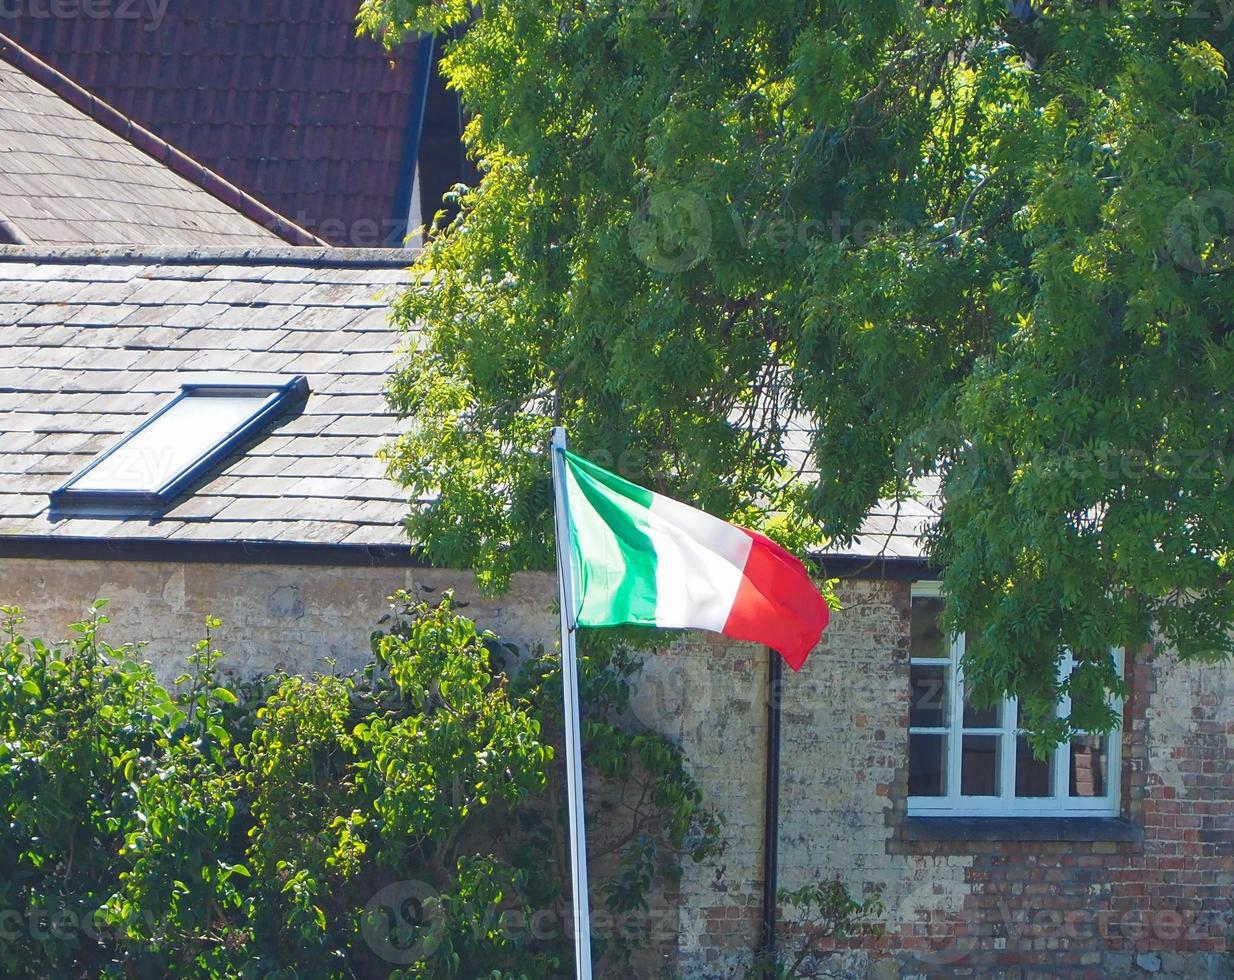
71, 394, 273, 493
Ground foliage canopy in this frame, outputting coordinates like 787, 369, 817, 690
361, 0, 1234, 736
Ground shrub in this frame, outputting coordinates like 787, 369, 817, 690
0, 593, 720, 979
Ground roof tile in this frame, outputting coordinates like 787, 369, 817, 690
3, 4, 427, 246
0, 60, 286, 248
0, 247, 417, 550
0, 247, 929, 561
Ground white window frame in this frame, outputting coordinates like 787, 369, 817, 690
907, 581, 1123, 818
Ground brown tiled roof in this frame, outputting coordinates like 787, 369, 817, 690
0, 40, 323, 247
0, 245, 414, 551
1, 4, 428, 247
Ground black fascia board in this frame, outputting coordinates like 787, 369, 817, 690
0, 535, 422, 568
1, 535, 929, 579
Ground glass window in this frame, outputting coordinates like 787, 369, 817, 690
70, 396, 269, 493
1069, 736, 1108, 798
52, 377, 308, 508
1014, 736, 1054, 798
906, 583, 1122, 817
909, 733, 948, 797
909, 664, 948, 728
962, 676, 1001, 729
960, 734, 1001, 796
910, 594, 946, 659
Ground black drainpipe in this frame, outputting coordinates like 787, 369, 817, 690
759, 647, 782, 976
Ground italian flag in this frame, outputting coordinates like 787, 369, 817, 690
560, 450, 829, 670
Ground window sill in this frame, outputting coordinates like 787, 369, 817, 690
902, 816, 1141, 843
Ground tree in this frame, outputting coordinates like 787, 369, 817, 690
361, 0, 1234, 738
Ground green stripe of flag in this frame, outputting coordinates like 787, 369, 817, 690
562, 450, 658, 627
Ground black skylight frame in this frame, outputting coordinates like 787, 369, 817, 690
51, 376, 309, 511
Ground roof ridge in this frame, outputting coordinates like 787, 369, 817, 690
0, 244, 414, 269
0, 32, 330, 248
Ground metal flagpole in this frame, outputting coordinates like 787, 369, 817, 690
549, 426, 594, 980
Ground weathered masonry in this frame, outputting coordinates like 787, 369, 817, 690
0, 246, 1231, 978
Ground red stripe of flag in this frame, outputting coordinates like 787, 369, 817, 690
721, 529, 830, 670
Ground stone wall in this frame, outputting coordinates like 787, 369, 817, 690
683, 578, 1234, 980
0, 557, 560, 684
2, 557, 1231, 979
609, 576, 1234, 979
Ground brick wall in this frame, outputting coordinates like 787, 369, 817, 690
1, 557, 1231, 978
627, 630, 771, 978
622, 576, 1233, 979
753, 580, 1232, 979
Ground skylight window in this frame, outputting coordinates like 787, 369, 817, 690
52, 377, 308, 509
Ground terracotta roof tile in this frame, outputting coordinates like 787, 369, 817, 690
1, 4, 427, 246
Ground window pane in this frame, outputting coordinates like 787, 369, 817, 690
910, 595, 946, 660
962, 677, 1001, 729
909, 664, 948, 728
909, 734, 947, 797
1014, 735, 1055, 797
72, 395, 269, 493
1070, 735, 1108, 798
960, 734, 1000, 796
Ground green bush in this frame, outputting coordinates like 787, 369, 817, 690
0, 594, 720, 979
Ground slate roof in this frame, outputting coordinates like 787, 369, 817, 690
0, 245, 929, 566
835, 483, 938, 565
1, 4, 440, 247
0, 37, 321, 248
0, 246, 414, 552
778, 413, 936, 566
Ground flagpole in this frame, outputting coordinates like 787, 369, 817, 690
549, 426, 594, 980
